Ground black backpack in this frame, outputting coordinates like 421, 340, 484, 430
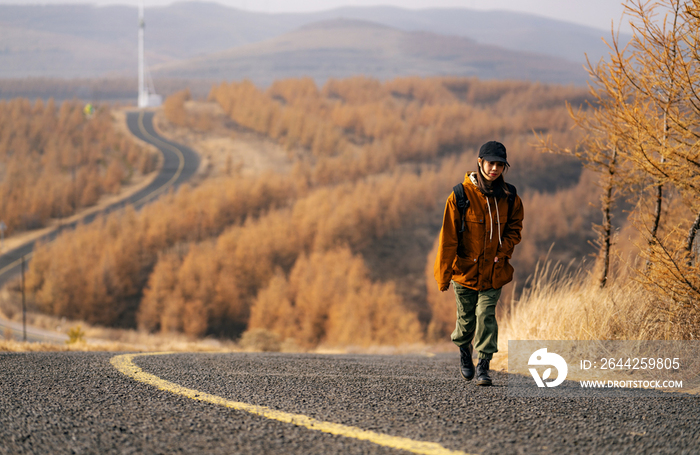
453, 182, 517, 234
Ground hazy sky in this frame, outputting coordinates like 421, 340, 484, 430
3, 0, 632, 32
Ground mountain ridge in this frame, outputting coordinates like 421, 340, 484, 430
150, 18, 586, 86
0, 2, 614, 85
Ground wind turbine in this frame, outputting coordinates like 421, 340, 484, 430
138, 1, 162, 108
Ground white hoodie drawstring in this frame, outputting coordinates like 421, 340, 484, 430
486, 196, 503, 247
473, 173, 504, 247
494, 196, 502, 247
486, 197, 493, 242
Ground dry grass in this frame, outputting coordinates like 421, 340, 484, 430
1, 296, 441, 355
501, 260, 661, 343
0, 339, 235, 353
0, 313, 239, 354
0, 326, 443, 356
486, 260, 660, 373
495, 260, 700, 393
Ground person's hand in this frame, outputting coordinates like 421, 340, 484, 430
494, 257, 499, 263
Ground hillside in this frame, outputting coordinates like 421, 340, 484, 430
0, 22, 134, 78
152, 19, 586, 85
13, 76, 600, 345
0, 2, 616, 85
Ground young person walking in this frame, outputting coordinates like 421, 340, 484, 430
434, 141, 524, 386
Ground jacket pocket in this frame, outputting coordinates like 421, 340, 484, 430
453, 255, 478, 287
492, 257, 514, 289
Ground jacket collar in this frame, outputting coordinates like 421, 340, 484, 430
468, 172, 478, 187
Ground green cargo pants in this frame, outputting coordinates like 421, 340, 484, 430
450, 282, 501, 360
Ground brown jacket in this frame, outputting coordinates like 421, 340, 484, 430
434, 172, 524, 291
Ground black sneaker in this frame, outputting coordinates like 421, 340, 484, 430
459, 344, 475, 380
476, 358, 492, 386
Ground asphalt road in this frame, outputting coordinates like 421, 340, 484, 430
0, 111, 199, 340
1, 351, 698, 454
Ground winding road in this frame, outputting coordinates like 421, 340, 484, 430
0, 111, 199, 341
1, 351, 699, 454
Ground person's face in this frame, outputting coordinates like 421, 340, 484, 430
479, 159, 505, 181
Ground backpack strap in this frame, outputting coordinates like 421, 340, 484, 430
452, 183, 469, 234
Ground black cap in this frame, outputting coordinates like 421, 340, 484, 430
478, 141, 509, 166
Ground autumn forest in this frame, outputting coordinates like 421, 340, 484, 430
0, 98, 156, 235
4, 75, 602, 348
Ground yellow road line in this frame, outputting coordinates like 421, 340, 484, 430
133, 110, 186, 206
111, 352, 473, 455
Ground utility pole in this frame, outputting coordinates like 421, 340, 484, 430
21, 255, 26, 342
0, 220, 6, 251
